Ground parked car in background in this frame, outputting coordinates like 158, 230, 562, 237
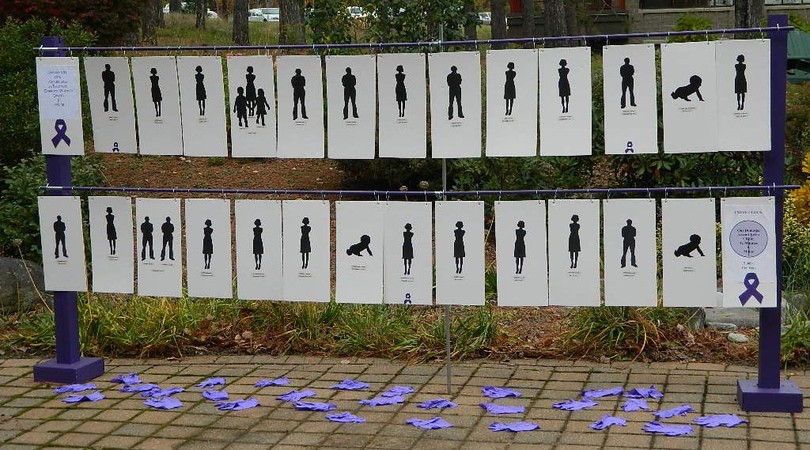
248, 9, 266, 21
477, 11, 492, 25
261, 7, 280, 21
347, 6, 369, 19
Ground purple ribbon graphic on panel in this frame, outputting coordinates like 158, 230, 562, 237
52, 119, 71, 147
738, 272, 763, 306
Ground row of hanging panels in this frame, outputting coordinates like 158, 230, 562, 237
49, 39, 770, 159
38, 196, 776, 309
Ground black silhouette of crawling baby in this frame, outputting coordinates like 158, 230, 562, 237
346, 235, 373, 256
671, 75, 704, 102
674, 234, 704, 257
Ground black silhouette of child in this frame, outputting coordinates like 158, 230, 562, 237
245, 66, 257, 116
149, 68, 162, 117
105, 206, 117, 255
402, 223, 413, 275
53, 215, 67, 259
255, 88, 270, 126
234, 86, 248, 128
558, 59, 571, 114
195, 65, 206, 116
620, 57, 636, 108
141, 216, 154, 261
514, 220, 526, 274
202, 219, 213, 270
395, 65, 407, 118
671, 75, 704, 102
621, 219, 637, 268
160, 216, 175, 261
674, 234, 705, 258
102, 63, 117, 112
253, 219, 264, 270
568, 215, 580, 269
300, 217, 311, 269
346, 235, 372, 256
342, 67, 358, 120
291, 68, 308, 120
447, 66, 464, 120
735, 54, 747, 110
453, 221, 465, 274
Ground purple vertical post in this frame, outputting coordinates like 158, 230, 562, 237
737, 15, 803, 412
33, 36, 104, 384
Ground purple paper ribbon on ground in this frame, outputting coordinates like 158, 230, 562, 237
583, 387, 624, 399
326, 412, 366, 423
653, 404, 695, 419
54, 383, 97, 394
63, 391, 105, 403
330, 379, 370, 390
142, 387, 184, 398
277, 389, 316, 402
418, 399, 458, 410
293, 401, 337, 411
381, 385, 414, 397
622, 398, 650, 412
489, 421, 540, 432
120, 383, 160, 393
110, 373, 141, 385
216, 397, 259, 411
480, 403, 525, 415
590, 415, 628, 430
552, 398, 598, 411
406, 417, 453, 430
197, 377, 226, 388
203, 389, 229, 401
359, 395, 405, 406
482, 386, 522, 399
739, 272, 764, 305
144, 397, 183, 410
643, 421, 694, 436
255, 377, 289, 387
693, 414, 748, 428
625, 385, 664, 399
52, 119, 71, 147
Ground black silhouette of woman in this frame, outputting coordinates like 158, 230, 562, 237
453, 221, 466, 274
253, 219, 264, 270
202, 219, 213, 270
102, 63, 117, 112
395, 65, 407, 117
105, 206, 117, 255
346, 235, 372, 256
504, 62, 516, 116
300, 217, 311, 269
342, 67, 358, 120
447, 66, 464, 120
149, 68, 162, 117
195, 65, 206, 116
514, 220, 526, 274
735, 54, 747, 110
255, 88, 270, 126
558, 59, 571, 114
234, 86, 248, 128
245, 66, 257, 116
568, 215, 580, 269
620, 57, 636, 108
291, 68, 308, 120
402, 223, 414, 275
140, 216, 154, 261
160, 217, 174, 261
53, 215, 67, 259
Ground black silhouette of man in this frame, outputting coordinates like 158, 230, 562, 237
671, 75, 704, 102
160, 216, 175, 261
621, 219, 637, 268
291, 68, 308, 120
141, 216, 154, 261
53, 215, 67, 258
342, 67, 358, 120
346, 235, 372, 256
620, 57, 636, 108
447, 66, 464, 120
102, 63, 117, 112
674, 234, 705, 258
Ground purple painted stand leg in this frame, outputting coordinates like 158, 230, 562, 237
32, 36, 104, 384
737, 15, 803, 413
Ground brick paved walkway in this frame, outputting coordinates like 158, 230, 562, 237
0, 356, 808, 449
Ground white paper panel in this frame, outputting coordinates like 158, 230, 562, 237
384, 202, 433, 305
84, 57, 138, 154
282, 200, 331, 302
485, 49, 538, 157
131, 57, 183, 155
336, 202, 384, 303
235, 200, 283, 300
37, 57, 85, 155
603, 44, 658, 155
38, 196, 87, 291
716, 39, 771, 152
547, 199, 600, 306
185, 199, 233, 299
538, 47, 592, 156
603, 199, 658, 306
227, 56, 277, 157
435, 201, 485, 305
494, 201, 548, 307
277, 56, 325, 158
326, 55, 376, 159
662, 198, 718, 307
661, 42, 718, 153
428, 52, 482, 158
88, 196, 134, 293
177, 56, 228, 157
135, 198, 182, 297
377, 53, 427, 158
722, 197, 777, 308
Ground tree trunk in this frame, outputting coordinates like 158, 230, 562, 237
141, 0, 159, 45
233, 0, 249, 45
220, 0, 230, 21
464, 0, 477, 41
196, 0, 207, 29
155, 0, 165, 27
522, 0, 535, 39
564, 0, 585, 45
170, 0, 182, 12
280, 0, 306, 44
544, 0, 567, 47
735, 0, 764, 38
491, 0, 506, 49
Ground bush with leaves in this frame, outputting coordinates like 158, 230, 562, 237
361, 0, 473, 44
306, 0, 354, 45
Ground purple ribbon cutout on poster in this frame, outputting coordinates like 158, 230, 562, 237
52, 119, 71, 147
738, 272, 764, 306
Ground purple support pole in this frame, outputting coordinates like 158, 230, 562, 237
33, 36, 104, 384
737, 15, 803, 413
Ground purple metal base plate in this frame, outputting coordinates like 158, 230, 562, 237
737, 379, 803, 412
34, 357, 104, 384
